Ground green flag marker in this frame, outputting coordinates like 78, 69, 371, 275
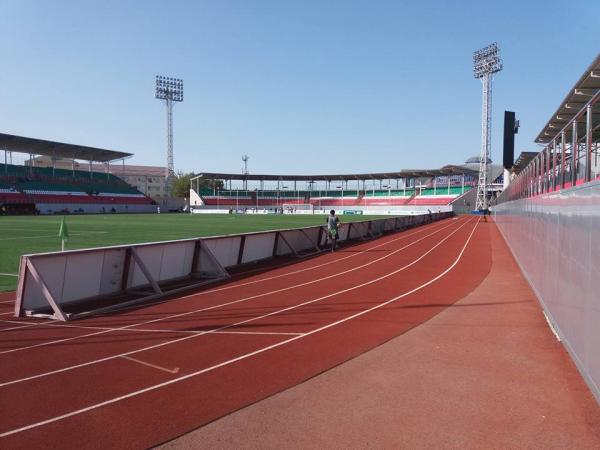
58, 217, 69, 251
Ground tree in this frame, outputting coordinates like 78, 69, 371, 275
171, 173, 224, 199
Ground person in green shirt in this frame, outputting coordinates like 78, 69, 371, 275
326, 210, 341, 252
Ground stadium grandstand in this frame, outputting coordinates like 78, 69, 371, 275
1, 17, 599, 447
24, 156, 171, 205
0, 133, 156, 215
189, 163, 495, 215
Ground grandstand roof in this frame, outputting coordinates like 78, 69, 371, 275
512, 151, 538, 174
0, 133, 132, 162
192, 165, 477, 182
535, 53, 600, 143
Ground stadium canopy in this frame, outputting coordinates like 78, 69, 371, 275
192, 165, 477, 182
0, 133, 132, 163
512, 151, 538, 175
535, 53, 600, 144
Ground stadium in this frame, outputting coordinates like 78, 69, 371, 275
1, 5, 599, 449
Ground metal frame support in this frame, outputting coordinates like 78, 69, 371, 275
586, 104, 593, 182
546, 146, 550, 192
561, 131, 566, 189
572, 121, 578, 186
14, 257, 28, 317
237, 235, 246, 265
298, 229, 320, 252
24, 259, 68, 321
130, 248, 163, 294
277, 232, 298, 256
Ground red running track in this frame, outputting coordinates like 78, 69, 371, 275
0, 216, 490, 449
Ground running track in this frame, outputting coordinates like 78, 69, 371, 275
0, 216, 490, 449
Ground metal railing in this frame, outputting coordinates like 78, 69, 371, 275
497, 89, 600, 203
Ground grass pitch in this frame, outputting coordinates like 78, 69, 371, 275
0, 213, 387, 292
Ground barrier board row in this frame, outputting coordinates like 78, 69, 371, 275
14, 212, 451, 321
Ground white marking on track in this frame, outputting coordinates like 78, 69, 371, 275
0, 319, 54, 326
44, 323, 302, 337
0, 322, 45, 333
210, 330, 305, 336
120, 356, 179, 374
0, 219, 479, 438
0, 217, 472, 387
0, 218, 464, 356
22, 322, 192, 334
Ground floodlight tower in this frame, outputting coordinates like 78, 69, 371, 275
242, 155, 249, 190
473, 43, 502, 210
155, 75, 184, 201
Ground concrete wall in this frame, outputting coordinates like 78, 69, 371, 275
451, 187, 477, 214
493, 181, 600, 403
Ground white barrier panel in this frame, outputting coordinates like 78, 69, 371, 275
241, 233, 277, 264
347, 221, 369, 241
203, 236, 241, 268
383, 218, 397, 232
276, 229, 320, 256
15, 213, 451, 321
494, 182, 600, 404
370, 219, 386, 236
16, 239, 229, 321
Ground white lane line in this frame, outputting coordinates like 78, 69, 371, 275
0, 323, 46, 333
0, 299, 16, 304
42, 323, 301, 337
0, 218, 473, 387
120, 356, 179, 374
39, 323, 204, 335
0, 218, 465, 356
0, 219, 479, 438
0, 319, 54, 326
97, 218, 454, 315
0, 273, 18, 277
209, 331, 305, 336
0, 312, 13, 316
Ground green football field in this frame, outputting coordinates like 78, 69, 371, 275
0, 213, 387, 292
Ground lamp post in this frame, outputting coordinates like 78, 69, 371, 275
155, 75, 184, 206
337, 185, 344, 208
473, 43, 502, 210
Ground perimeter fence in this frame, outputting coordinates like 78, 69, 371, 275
15, 212, 452, 322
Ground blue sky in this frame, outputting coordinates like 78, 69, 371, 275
0, 0, 598, 174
